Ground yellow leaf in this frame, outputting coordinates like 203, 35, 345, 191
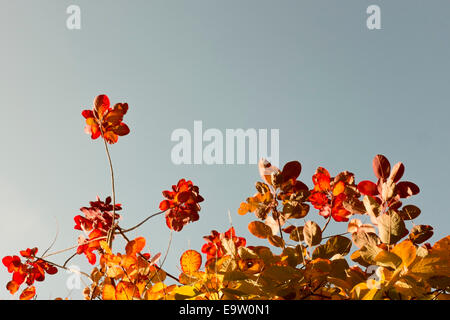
392, 240, 416, 268
374, 250, 402, 269
173, 285, 198, 299
180, 250, 202, 275
100, 240, 112, 255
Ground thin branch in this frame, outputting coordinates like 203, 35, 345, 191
42, 236, 108, 258
101, 136, 116, 248
322, 232, 350, 240
36, 256, 91, 279
321, 214, 332, 234
149, 231, 173, 283
120, 210, 166, 233
63, 253, 78, 268
42, 217, 59, 257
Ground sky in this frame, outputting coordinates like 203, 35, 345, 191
0, 0, 449, 299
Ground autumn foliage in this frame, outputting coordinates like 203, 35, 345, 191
2, 94, 449, 300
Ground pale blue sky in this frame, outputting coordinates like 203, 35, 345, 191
0, 0, 449, 299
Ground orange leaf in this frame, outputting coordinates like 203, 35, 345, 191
19, 286, 36, 300
180, 250, 202, 275
237, 202, 249, 215
125, 237, 146, 256
102, 283, 116, 300
115, 281, 139, 300
332, 181, 345, 196
6, 280, 19, 295
248, 221, 272, 239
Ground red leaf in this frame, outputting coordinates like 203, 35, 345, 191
357, 180, 379, 196
396, 181, 420, 198
159, 200, 171, 211
281, 161, 302, 182
113, 123, 130, 136
389, 162, 405, 183
93, 94, 110, 118
372, 154, 391, 181
19, 286, 36, 300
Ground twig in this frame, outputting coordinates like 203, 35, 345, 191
101, 136, 116, 248
322, 232, 350, 240
42, 217, 59, 257
120, 210, 166, 233
42, 236, 108, 258
321, 214, 332, 234
63, 253, 78, 268
36, 256, 91, 279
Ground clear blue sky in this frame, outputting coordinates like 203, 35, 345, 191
0, 0, 449, 299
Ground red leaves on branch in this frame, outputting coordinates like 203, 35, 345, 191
357, 155, 420, 209
74, 196, 122, 264
201, 227, 246, 261
309, 167, 356, 222
159, 179, 204, 232
82, 94, 130, 144
2, 248, 57, 300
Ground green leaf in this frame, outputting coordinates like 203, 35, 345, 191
374, 250, 402, 269
224, 270, 248, 281
359, 243, 383, 265
262, 265, 302, 282
312, 235, 352, 259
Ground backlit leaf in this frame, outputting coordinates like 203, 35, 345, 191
125, 237, 146, 256
180, 250, 202, 275
19, 286, 36, 300
392, 240, 416, 267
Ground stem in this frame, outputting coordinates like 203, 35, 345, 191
321, 215, 332, 234
42, 236, 108, 258
273, 205, 285, 248
120, 210, 166, 233
63, 253, 77, 268
99, 131, 116, 248
322, 232, 350, 240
